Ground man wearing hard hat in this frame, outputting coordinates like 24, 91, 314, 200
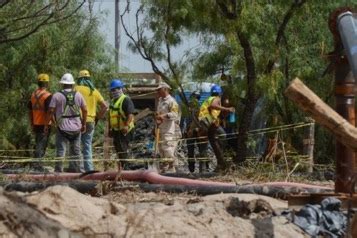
108, 79, 135, 170
28, 73, 52, 171
75, 70, 108, 172
45, 73, 87, 173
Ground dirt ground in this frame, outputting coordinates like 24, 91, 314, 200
0, 184, 310, 238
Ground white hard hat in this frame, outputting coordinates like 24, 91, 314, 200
60, 73, 75, 85
157, 82, 171, 90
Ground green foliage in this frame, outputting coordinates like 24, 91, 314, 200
133, 0, 357, 165
0, 2, 114, 151
256, 70, 284, 101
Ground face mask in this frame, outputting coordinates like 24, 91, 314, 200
111, 88, 123, 99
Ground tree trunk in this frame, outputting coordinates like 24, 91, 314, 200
235, 96, 257, 163
234, 30, 258, 164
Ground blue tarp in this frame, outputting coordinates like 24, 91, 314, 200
175, 91, 211, 105
283, 197, 348, 237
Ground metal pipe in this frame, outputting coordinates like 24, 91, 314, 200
329, 8, 356, 193
5, 170, 234, 187
4, 170, 332, 191
334, 68, 355, 193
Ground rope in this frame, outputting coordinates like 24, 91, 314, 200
130, 91, 156, 99
0, 157, 176, 164
0, 122, 314, 161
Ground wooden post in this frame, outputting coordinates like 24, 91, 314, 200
285, 78, 357, 150
303, 117, 315, 173
285, 78, 356, 193
103, 120, 112, 171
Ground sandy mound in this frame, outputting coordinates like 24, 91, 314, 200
0, 185, 308, 237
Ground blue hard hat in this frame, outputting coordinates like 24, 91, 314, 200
211, 84, 222, 95
110, 79, 125, 90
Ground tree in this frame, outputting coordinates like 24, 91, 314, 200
123, 0, 356, 166
193, 0, 357, 164
0, 0, 85, 44
0, 1, 114, 151
120, 0, 195, 106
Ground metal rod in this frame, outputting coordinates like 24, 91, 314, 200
114, 0, 120, 71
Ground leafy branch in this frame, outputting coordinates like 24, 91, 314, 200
0, 1, 85, 44
120, 0, 188, 106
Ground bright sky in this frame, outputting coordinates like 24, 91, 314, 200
93, 0, 153, 73
93, 0, 200, 74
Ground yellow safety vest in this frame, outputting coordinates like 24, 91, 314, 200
198, 96, 221, 126
109, 94, 134, 132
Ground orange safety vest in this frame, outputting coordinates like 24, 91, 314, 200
31, 88, 51, 125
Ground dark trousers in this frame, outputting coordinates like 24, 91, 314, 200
34, 130, 50, 159
33, 128, 50, 169
187, 130, 208, 173
207, 125, 227, 170
112, 129, 133, 169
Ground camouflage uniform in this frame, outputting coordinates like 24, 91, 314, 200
156, 94, 180, 171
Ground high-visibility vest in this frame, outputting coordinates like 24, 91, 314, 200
109, 94, 134, 132
198, 96, 220, 126
31, 88, 51, 125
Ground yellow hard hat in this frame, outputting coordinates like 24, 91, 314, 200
37, 73, 49, 82
79, 70, 90, 78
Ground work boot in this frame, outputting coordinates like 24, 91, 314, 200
160, 162, 176, 173
160, 162, 170, 173
166, 166, 176, 173
168, 162, 176, 173
54, 165, 63, 173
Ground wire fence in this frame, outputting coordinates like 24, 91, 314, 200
0, 121, 335, 181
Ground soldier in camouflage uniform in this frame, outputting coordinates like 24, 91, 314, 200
155, 82, 181, 173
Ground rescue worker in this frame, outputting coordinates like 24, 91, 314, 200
75, 70, 108, 172
44, 73, 87, 173
220, 97, 236, 150
155, 82, 180, 173
28, 73, 52, 171
186, 91, 209, 173
108, 79, 135, 170
198, 84, 235, 171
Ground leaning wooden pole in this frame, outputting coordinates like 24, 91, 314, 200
285, 78, 355, 193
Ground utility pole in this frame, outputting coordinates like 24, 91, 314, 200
115, 0, 120, 72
